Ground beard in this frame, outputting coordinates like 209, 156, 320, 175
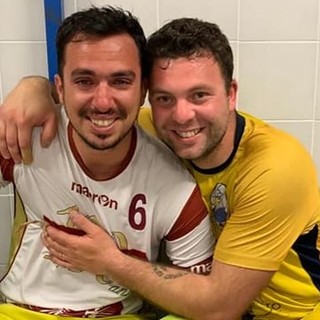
65, 104, 135, 151
74, 125, 133, 151
191, 126, 227, 162
158, 119, 229, 166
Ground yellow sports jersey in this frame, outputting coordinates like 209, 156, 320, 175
138, 108, 320, 320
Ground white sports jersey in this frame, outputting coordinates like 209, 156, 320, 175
0, 109, 213, 317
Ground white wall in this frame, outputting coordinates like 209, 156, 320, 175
1, 0, 320, 276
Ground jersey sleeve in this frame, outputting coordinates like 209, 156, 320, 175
165, 185, 214, 272
214, 136, 320, 271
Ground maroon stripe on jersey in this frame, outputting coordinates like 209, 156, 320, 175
166, 186, 208, 241
0, 157, 15, 182
13, 301, 123, 317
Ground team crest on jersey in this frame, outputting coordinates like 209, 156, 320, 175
210, 183, 229, 228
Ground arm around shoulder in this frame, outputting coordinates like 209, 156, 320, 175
0, 75, 59, 164
99, 250, 273, 320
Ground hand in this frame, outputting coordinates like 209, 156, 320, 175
42, 211, 122, 274
0, 76, 58, 164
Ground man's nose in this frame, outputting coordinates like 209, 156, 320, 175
91, 82, 115, 111
172, 100, 195, 124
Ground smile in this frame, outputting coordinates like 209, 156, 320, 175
91, 118, 116, 127
176, 129, 201, 138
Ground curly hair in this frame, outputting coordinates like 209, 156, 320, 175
146, 18, 233, 92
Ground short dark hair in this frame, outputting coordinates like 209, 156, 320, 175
56, 6, 147, 77
146, 18, 234, 92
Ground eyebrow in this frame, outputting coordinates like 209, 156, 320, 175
71, 69, 94, 77
150, 85, 212, 95
149, 88, 169, 95
71, 68, 136, 79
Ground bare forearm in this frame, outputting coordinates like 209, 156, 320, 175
103, 253, 241, 320
17, 76, 59, 102
17, 75, 51, 93
43, 214, 272, 319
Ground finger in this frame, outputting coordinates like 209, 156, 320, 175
40, 113, 58, 148
46, 224, 79, 248
42, 227, 67, 253
41, 230, 49, 247
21, 148, 33, 165
49, 254, 75, 270
0, 118, 11, 159
69, 211, 100, 235
49, 245, 67, 262
17, 125, 33, 164
5, 121, 22, 164
44, 235, 81, 271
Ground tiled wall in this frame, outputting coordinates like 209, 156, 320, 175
0, 0, 320, 276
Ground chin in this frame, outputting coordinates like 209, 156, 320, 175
174, 149, 198, 161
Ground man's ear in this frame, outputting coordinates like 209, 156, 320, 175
139, 78, 148, 106
54, 74, 64, 104
49, 82, 60, 104
228, 79, 238, 111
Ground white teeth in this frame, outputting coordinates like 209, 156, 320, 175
177, 129, 200, 138
91, 119, 115, 127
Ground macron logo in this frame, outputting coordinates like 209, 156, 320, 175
71, 182, 118, 210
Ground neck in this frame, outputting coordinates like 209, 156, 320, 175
72, 129, 134, 180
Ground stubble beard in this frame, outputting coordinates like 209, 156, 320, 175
161, 124, 227, 164
68, 105, 134, 151
75, 125, 133, 151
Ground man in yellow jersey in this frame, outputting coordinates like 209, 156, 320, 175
1, 16, 320, 320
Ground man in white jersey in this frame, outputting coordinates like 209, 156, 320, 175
0, 6, 213, 320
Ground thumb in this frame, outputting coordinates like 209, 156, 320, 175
69, 211, 99, 235
40, 113, 58, 148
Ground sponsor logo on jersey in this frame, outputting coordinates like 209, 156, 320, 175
190, 261, 212, 274
71, 182, 118, 209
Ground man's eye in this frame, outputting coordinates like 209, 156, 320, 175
192, 92, 210, 104
112, 78, 132, 88
157, 96, 172, 105
75, 79, 94, 88
194, 92, 208, 99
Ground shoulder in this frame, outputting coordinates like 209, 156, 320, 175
235, 112, 319, 219
238, 112, 315, 180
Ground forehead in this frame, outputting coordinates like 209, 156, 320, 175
149, 56, 223, 89
63, 33, 141, 75
153, 55, 218, 73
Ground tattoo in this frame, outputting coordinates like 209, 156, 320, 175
153, 265, 189, 280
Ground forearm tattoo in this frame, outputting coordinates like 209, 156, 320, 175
152, 265, 189, 280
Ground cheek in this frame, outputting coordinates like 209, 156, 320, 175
121, 89, 141, 110
151, 107, 166, 128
